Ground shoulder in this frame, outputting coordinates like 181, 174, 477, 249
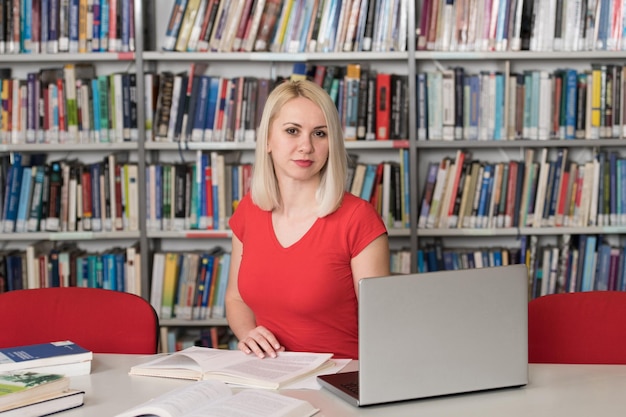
338, 192, 379, 216
229, 193, 262, 232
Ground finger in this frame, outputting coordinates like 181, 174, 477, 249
255, 327, 283, 352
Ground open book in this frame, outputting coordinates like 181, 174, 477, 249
114, 379, 319, 417
129, 346, 333, 389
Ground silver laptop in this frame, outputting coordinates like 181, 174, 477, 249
318, 264, 529, 406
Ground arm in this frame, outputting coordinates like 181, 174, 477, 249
225, 234, 284, 358
351, 233, 390, 298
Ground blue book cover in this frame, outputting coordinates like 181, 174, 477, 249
155, 165, 163, 229
101, 253, 116, 290
416, 72, 428, 140
542, 161, 556, 224
493, 250, 503, 266
581, 235, 598, 292
596, 152, 606, 226
199, 154, 209, 229
191, 76, 210, 141
549, 150, 566, 224
476, 164, 493, 228
468, 74, 480, 140
0, 341, 92, 373
618, 246, 626, 291
522, 71, 534, 138
90, 163, 102, 232
21, 0, 33, 53
617, 158, 626, 225
442, 251, 454, 270
100, 0, 110, 51
115, 252, 126, 293
91, 79, 101, 142
15, 167, 34, 233
416, 249, 426, 272
121, 0, 131, 52
594, 242, 612, 291
360, 164, 377, 202
86, 255, 98, 288
563, 68, 578, 139
68, 0, 79, 52
4, 154, 24, 233
609, 151, 617, 225
48, 0, 59, 52
6, 254, 24, 291
212, 253, 231, 318
91, 0, 101, 51
204, 77, 221, 141
493, 72, 505, 140
199, 253, 217, 319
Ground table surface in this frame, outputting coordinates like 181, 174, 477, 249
63, 354, 626, 417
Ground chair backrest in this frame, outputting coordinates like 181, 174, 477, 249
528, 291, 626, 364
0, 287, 159, 354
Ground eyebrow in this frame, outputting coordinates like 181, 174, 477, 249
282, 122, 328, 129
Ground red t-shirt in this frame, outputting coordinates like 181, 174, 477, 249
229, 192, 387, 359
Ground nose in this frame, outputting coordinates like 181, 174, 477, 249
298, 134, 314, 153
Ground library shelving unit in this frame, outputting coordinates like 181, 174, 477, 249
141, 0, 417, 349
412, 49, 626, 297
0, 38, 145, 291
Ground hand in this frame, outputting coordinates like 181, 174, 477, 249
238, 326, 285, 358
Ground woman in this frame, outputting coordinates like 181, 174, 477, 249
225, 79, 389, 360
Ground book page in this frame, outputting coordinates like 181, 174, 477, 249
188, 390, 319, 417
131, 347, 333, 389
204, 351, 333, 388
114, 380, 232, 417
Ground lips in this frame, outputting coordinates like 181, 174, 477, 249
294, 160, 314, 167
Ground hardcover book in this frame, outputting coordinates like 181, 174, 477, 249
128, 346, 333, 390
114, 379, 318, 417
0, 371, 83, 415
0, 341, 92, 376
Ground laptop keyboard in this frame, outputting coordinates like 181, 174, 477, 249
341, 381, 359, 396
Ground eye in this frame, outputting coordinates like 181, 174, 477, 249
313, 130, 327, 138
286, 127, 298, 135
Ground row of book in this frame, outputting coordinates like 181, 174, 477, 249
149, 69, 274, 144
149, 64, 409, 144
0, 64, 139, 144
417, 241, 521, 273
417, 64, 626, 142
0, 241, 141, 295
163, 0, 407, 53
149, 249, 231, 321
145, 148, 409, 233
418, 234, 626, 299
348, 149, 410, 229
0, 0, 136, 54
418, 148, 626, 230
0, 153, 139, 234
418, 0, 623, 52
527, 234, 626, 299
161, 326, 237, 353
145, 152, 250, 232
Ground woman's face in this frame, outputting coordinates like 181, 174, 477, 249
267, 97, 330, 184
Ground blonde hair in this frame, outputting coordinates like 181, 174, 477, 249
250, 79, 348, 217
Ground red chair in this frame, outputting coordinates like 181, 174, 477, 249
528, 291, 626, 364
0, 287, 159, 354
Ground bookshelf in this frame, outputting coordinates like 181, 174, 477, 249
5, 0, 626, 349
142, 0, 416, 348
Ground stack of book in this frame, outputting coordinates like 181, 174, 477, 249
0, 340, 93, 377
0, 371, 84, 415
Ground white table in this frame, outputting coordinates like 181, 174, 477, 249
65, 354, 626, 416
